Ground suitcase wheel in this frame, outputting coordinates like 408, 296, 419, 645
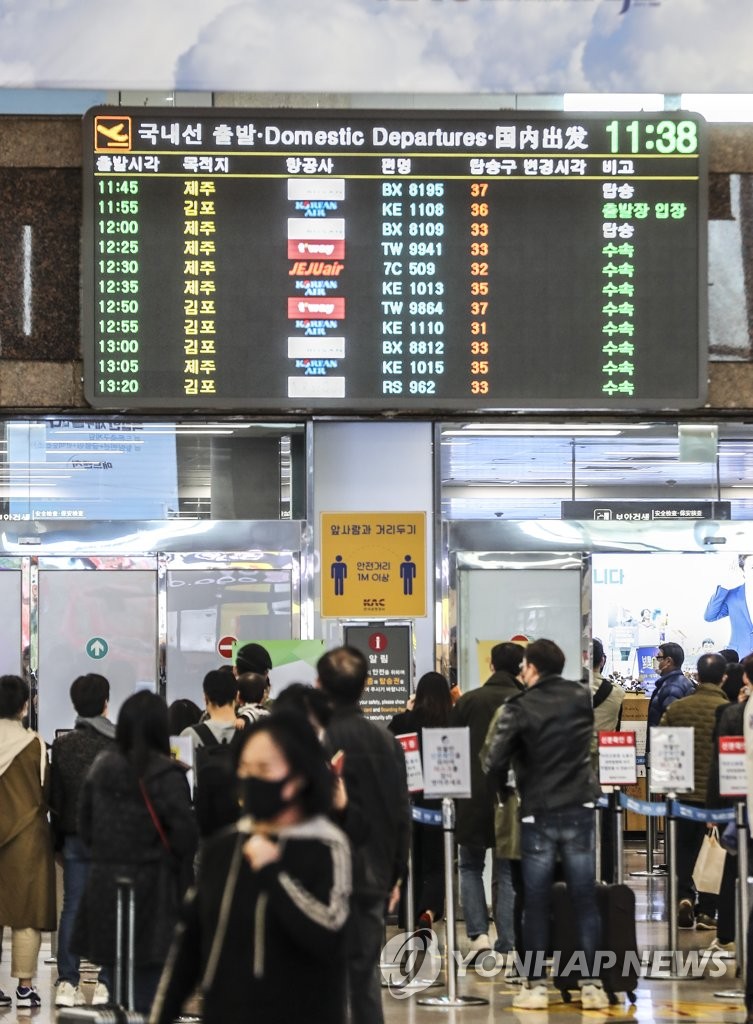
562, 990, 572, 1003
608, 991, 618, 1006
627, 990, 637, 1004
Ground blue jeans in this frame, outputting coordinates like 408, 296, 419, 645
458, 845, 515, 952
57, 836, 90, 986
520, 805, 600, 981
57, 836, 112, 992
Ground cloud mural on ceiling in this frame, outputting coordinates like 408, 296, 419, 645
0, 0, 748, 94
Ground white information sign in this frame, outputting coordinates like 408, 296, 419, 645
649, 727, 695, 795
620, 720, 647, 778
719, 736, 747, 798
396, 732, 424, 794
598, 731, 637, 787
170, 734, 194, 792
422, 727, 471, 800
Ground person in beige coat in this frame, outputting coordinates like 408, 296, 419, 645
0, 674, 56, 1010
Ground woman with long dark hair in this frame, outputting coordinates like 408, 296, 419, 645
73, 690, 197, 1014
151, 710, 351, 1024
389, 671, 453, 930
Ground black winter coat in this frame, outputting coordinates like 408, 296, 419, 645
73, 750, 198, 968
481, 674, 601, 818
151, 815, 351, 1024
325, 704, 410, 901
50, 720, 115, 843
450, 671, 523, 847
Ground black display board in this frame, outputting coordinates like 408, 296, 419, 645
82, 107, 707, 412
343, 622, 412, 723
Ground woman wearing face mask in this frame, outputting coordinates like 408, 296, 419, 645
150, 710, 352, 1024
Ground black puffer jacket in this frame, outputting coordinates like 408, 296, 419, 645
73, 749, 198, 967
481, 674, 601, 817
325, 704, 409, 901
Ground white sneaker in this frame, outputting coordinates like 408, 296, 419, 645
92, 981, 110, 1006
512, 983, 548, 1009
707, 937, 736, 958
580, 983, 609, 1010
55, 981, 85, 1008
468, 932, 492, 952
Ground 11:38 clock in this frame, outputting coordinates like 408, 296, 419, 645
605, 118, 698, 154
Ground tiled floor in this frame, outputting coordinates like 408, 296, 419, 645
0, 846, 749, 1023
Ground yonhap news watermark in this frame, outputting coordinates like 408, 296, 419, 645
381, 930, 727, 998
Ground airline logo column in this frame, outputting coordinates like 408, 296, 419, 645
287, 178, 346, 398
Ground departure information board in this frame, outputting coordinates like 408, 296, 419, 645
82, 108, 707, 412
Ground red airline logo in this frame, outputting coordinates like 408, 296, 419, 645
287, 239, 345, 260
288, 298, 345, 319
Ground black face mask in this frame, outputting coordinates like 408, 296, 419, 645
240, 775, 292, 821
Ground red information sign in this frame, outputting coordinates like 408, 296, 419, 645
719, 736, 747, 797
369, 632, 388, 652
396, 732, 423, 793
598, 730, 637, 786
217, 635, 238, 660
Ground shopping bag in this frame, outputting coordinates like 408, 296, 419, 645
692, 827, 726, 894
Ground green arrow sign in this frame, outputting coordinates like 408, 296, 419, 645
86, 636, 109, 660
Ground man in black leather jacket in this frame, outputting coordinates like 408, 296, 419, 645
481, 639, 607, 1010
318, 646, 410, 1024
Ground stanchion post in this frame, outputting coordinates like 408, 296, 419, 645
417, 798, 488, 1008
615, 790, 625, 885
646, 761, 655, 874
738, 800, 749, 977
405, 843, 416, 935
666, 794, 679, 956
713, 805, 747, 1000
595, 800, 603, 883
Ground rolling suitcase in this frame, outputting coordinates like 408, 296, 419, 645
58, 876, 147, 1024
550, 880, 639, 1004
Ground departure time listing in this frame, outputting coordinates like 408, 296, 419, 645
83, 108, 706, 411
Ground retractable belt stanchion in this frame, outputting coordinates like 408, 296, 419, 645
379, 843, 416, 977
614, 790, 625, 885
417, 798, 488, 1008
739, 800, 749, 978
631, 762, 665, 878
666, 793, 679, 958
595, 799, 603, 882
715, 799, 748, 1000
380, 806, 444, 990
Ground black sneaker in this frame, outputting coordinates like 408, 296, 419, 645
677, 899, 695, 929
0, 990, 11, 1008
696, 913, 717, 930
15, 986, 41, 1009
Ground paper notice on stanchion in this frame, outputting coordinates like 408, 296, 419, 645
719, 736, 747, 798
422, 727, 471, 799
396, 732, 424, 793
649, 726, 694, 794
598, 731, 637, 786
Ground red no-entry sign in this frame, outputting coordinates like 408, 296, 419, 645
217, 635, 237, 660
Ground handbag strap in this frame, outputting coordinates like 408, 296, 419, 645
139, 778, 171, 854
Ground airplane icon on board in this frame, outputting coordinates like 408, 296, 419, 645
94, 116, 132, 151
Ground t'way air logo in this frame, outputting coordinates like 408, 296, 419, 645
94, 115, 132, 152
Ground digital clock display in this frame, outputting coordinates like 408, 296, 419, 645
82, 108, 707, 412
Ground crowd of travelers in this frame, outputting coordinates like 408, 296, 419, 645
0, 635, 752, 1021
